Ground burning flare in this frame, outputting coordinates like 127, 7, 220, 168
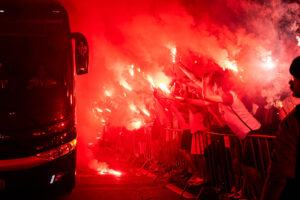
147, 73, 171, 94
262, 55, 276, 70
90, 159, 122, 177
147, 75, 156, 88
95, 107, 103, 113
105, 90, 112, 97
167, 45, 177, 63
129, 104, 137, 112
120, 80, 132, 91
142, 108, 150, 117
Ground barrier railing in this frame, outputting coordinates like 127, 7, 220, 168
101, 125, 276, 198
184, 131, 276, 198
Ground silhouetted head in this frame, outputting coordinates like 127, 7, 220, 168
289, 56, 300, 97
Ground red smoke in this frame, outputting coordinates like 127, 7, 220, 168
58, 0, 300, 169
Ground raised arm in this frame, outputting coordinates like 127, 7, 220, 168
185, 98, 212, 107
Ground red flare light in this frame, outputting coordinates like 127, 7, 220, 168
277, 101, 283, 108
90, 160, 122, 177
147, 73, 171, 94
142, 108, 150, 117
147, 75, 155, 88
158, 83, 171, 94
129, 65, 134, 77
222, 60, 238, 72
167, 45, 177, 63
127, 120, 143, 130
262, 55, 276, 70
120, 80, 132, 91
105, 90, 112, 97
97, 168, 122, 177
95, 107, 103, 113
129, 104, 137, 111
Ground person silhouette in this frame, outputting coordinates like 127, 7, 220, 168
261, 56, 300, 200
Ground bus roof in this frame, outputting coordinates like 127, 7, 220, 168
0, 1, 68, 20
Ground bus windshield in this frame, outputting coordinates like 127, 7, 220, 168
0, 21, 72, 130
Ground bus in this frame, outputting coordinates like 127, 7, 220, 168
0, 1, 88, 192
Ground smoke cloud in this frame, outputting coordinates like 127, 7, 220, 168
58, 0, 300, 169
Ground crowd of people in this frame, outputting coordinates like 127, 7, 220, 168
102, 57, 300, 200
151, 67, 277, 197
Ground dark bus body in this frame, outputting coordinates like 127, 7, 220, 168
0, 1, 88, 192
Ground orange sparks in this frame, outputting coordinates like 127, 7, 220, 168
297, 36, 300, 47
105, 108, 111, 113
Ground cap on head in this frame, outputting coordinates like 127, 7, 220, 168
290, 56, 300, 79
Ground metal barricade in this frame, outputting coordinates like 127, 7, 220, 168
197, 131, 276, 197
102, 125, 276, 198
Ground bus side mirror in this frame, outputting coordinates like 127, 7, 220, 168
72, 32, 89, 75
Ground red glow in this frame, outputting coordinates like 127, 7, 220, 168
60, 0, 300, 173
